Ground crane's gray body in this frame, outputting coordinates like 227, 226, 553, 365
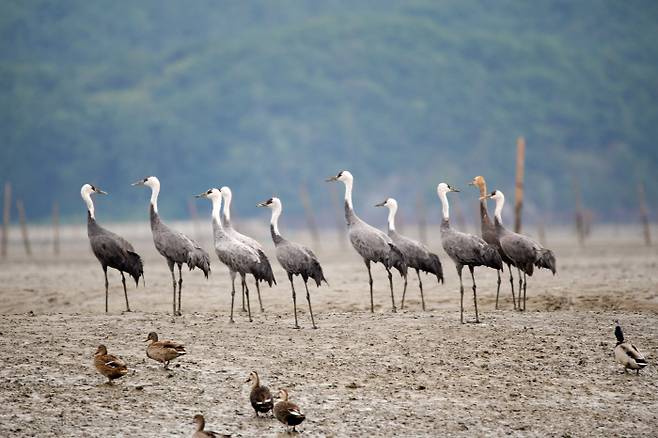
88, 212, 144, 283
346, 202, 407, 275
494, 219, 556, 276
440, 219, 503, 271
271, 225, 326, 287
388, 229, 443, 282
222, 215, 276, 286
150, 205, 211, 276
212, 217, 261, 275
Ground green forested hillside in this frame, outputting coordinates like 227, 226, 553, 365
1, 0, 657, 224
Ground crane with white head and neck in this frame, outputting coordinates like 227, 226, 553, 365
132, 176, 210, 316
326, 170, 407, 313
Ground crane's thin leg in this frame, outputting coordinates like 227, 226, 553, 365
457, 265, 464, 324
242, 274, 253, 322
401, 272, 408, 310
168, 260, 176, 316
523, 272, 528, 311
517, 267, 523, 311
241, 278, 246, 312
508, 264, 516, 310
495, 269, 501, 310
103, 266, 109, 313
469, 265, 480, 323
177, 263, 183, 316
386, 267, 397, 313
304, 280, 317, 329
255, 280, 265, 313
288, 273, 300, 329
416, 269, 426, 311
365, 259, 374, 313
120, 272, 131, 312
229, 271, 236, 323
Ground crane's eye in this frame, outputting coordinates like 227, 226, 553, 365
90, 185, 96, 191
267, 198, 273, 204
143, 178, 148, 182
337, 171, 343, 177
207, 189, 212, 194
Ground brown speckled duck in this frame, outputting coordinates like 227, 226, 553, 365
192, 414, 230, 438
614, 320, 648, 374
145, 331, 186, 369
273, 389, 305, 432
245, 371, 273, 416
94, 345, 128, 384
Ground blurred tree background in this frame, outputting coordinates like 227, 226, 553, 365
1, 0, 657, 226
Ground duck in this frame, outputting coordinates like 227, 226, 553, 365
273, 389, 306, 432
145, 331, 186, 369
245, 371, 273, 416
94, 345, 128, 384
192, 414, 229, 438
614, 320, 648, 374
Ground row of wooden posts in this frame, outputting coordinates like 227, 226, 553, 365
0, 138, 652, 258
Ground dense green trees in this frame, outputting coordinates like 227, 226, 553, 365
1, 1, 657, 224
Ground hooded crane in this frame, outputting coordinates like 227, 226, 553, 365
197, 188, 263, 323
469, 176, 516, 309
257, 197, 326, 329
326, 170, 407, 313
133, 176, 210, 316
485, 190, 556, 310
220, 186, 276, 313
375, 198, 443, 310
81, 184, 143, 313
437, 183, 502, 323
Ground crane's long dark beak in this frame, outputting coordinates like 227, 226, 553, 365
96, 189, 108, 195
194, 192, 207, 198
325, 175, 338, 182
256, 201, 268, 207
131, 180, 144, 186
374, 201, 386, 207
451, 187, 461, 192
468, 181, 475, 186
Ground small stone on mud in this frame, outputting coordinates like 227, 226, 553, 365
346, 382, 359, 389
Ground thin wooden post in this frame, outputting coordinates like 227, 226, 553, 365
514, 136, 525, 233
187, 198, 202, 244
638, 182, 651, 246
328, 184, 346, 248
299, 184, 320, 247
416, 193, 427, 244
2, 182, 11, 258
573, 177, 585, 247
52, 202, 60, 255
16, 199, 31, 256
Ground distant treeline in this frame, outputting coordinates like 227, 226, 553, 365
1, 0, 657, 224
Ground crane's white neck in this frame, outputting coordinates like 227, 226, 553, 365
82, 191, 95, 219
343, 178, 354, 210
494, 193, 505, 223
148, 181, 161, 214
221, 187, 232, 222
210, 195, 223, 227
438, 190, 450, 221
270, 201, 282, 236
386, 203, 398, 231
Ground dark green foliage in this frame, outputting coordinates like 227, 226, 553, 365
1, 1, 657, 223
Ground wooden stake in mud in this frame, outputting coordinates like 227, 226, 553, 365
16, 199, 31, 256
300, 183, 320, 247
2, 182, 11, 258
638, 182, 651, 246
328, 184, 346, 248
514, 136, 525, 233
52, 201, 60, 255
573, 177, 585, 247
416, 193, 428, 245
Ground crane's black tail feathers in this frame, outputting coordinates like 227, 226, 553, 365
482, 244, 503, 270
187, 247, 211, 278
426, 253, 444, 284
309, 258, 327, 287
253, 250, 276, 286
535, 248, 556, 275
125, 251, 144, 286
388, 243, 408, 277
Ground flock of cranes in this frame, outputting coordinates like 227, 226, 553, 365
81, 170, 556, 325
